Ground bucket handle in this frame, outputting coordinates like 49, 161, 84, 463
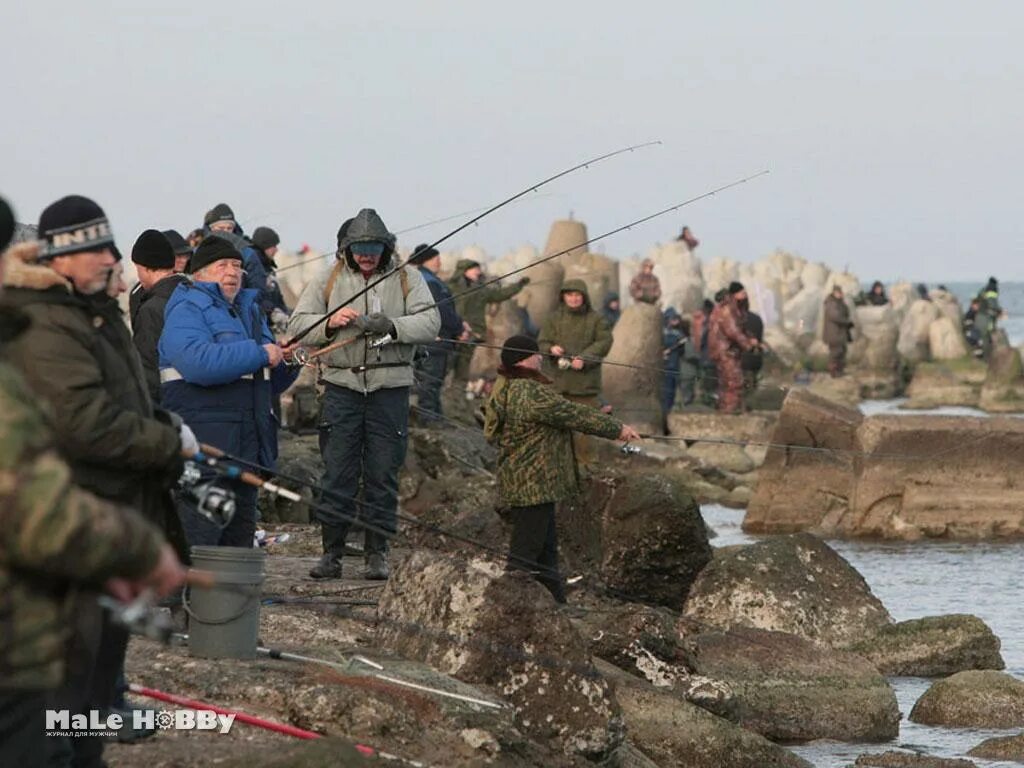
181, 585, 259, 626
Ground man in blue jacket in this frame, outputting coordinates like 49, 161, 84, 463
204, 203, 272, 311
409, 244, 466, 425
159, 236, 299, 547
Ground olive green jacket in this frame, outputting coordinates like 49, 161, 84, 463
537, 279, 613, 397
484, 366, 621, 507
446, 259, 526, 334
0, 305, 164, 690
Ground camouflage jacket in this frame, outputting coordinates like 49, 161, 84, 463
707, 296, 754, 362
483, 366, 622, 507
0, 307, 165, 690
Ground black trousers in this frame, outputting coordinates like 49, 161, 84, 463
412, 348, 449, 423
507, 502, 566, 603
318, 384, 409, 558
0, 690, 52, 768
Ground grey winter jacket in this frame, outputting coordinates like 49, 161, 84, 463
287, 211, 440, 393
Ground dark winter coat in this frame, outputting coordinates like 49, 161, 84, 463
446, 259, 526, 334
0, 242, 186, 555
538, 279, 613, 397
740, 310, 765, 373
823, 294, 854, 348
159, 281, 299, 469
484, 366, 621, 507
419, 265, 463, 351
0, 301, 165, 689
129, 273, 188, 403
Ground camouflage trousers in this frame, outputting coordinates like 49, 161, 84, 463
715, 354, 744, 414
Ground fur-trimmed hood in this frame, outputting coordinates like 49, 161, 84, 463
2, 241, 72, 293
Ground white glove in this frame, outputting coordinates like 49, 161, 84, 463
179, 422, 200, 456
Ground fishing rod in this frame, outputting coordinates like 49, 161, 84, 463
285, 141, 662, 345
275, 193, 563, 275
408, 170, 771, 322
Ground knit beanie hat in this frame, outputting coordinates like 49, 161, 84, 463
131, 229, 175, 270
500, 335, 539, 369
162, 229, 191, 255
37, 195, 114, 259
408, 243, 440, 266
188, 235, 240, 274
0, 197, 14, 252
251, 226, 280, 251
203, 203, 235, 227
728, 281, 745, 295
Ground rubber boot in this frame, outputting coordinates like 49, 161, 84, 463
309, 552, 342, 579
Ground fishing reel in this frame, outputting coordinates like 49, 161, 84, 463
178, 462, 236, 528
99, 589, 176, 644
620, 443, 643, 456
556, 357, 572, 370
283, 346, 311, 367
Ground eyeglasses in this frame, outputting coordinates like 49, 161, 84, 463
350, 242, 385, 257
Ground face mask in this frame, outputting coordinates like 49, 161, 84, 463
737, 298, 750, 312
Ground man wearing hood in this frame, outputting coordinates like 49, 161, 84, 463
538, 279, 613, 464
662, 307, 695, 420
159, 236, 300, 547
446, 259, 528, 381
129, 230, 189, 403
707, 282, 757, 413
976, 277, 1004, 360
288, 210, 440, 580
629, 258, 661, 304
0, 195, 191, 766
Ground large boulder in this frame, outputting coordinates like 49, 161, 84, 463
702, 256, 739, 295
967, 732, 1024, 761
979, 345, 1024, 413
744, 390, 863, 535
649, 241, 704, 315
513, 246, 563, 327
898, 299, 941, 362
683, 533, 891, 647
903, 359, 985, 409
602, 302, 664, 434
544, 218, 588, 263
783, 286, 825, 339
746, 388, 1024, 540
928, 316, 970, 361
377, 551, 622, 757
910, 670, 1024, 728
687, 627, 899, 742
854, 304, 900, 372
560, 471, 712, 608
844, 615, 1005, 676
599, 660, 812, 768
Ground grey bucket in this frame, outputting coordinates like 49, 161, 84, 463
185, 545, 265, 659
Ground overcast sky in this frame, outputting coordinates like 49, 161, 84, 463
3, 1, 1021, 282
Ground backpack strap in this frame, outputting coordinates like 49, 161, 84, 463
399, 267, 410, 310
322, 260, 344, 306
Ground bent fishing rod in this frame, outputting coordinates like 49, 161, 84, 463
285, 141, 662, 345
291, 169, 770, 366
276, 193, 563, 275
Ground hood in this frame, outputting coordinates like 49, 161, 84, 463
451, 258, 480, 282
337, 208, 397, 274
559, 278, 592, 310
663, 306, 681, 324
603, 291, 619, 309
1, 241, 73, 293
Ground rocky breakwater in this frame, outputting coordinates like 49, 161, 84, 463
745, 388, 1024, 540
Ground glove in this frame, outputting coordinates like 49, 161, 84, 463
355, 313, 395, 336
519, 276, 531, 286
179, 421, 200, 456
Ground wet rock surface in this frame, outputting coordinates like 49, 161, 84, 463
846, 614, 1005, 676
558, 471, 712, 608
966, 731, 1024, 761
376, 550, 622, 757
686, 626, 900, 742
683, 533, 892, 648
599, 660, 813, 768
910, 670, 1024, 728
